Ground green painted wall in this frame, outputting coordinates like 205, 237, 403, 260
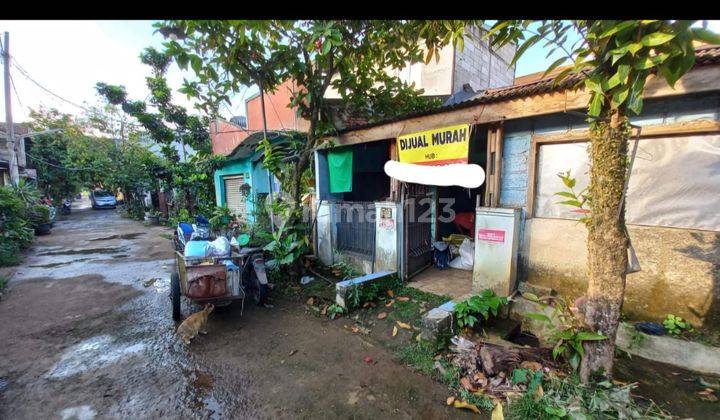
214, 158, 255, 221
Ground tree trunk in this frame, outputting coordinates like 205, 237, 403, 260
580, 111, 630, 382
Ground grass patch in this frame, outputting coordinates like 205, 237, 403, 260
388, 286, 450, 327
302, 278, 335, 297
397, 339, 494, 411
507, 374, 671, 419
397, 340, 441, 376
0, 276, 7, 293
397, 339, 462, 388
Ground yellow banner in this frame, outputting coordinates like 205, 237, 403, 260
397, 124, 471, 165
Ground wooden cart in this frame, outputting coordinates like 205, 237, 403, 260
170, 247, 268, 320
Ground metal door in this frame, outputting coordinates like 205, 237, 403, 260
403, 183, 432, 279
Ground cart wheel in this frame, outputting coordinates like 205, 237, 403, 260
171, 272, 182, 320
249, 270, 267, 306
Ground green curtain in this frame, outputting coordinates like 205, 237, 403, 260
328, 149, 353, 193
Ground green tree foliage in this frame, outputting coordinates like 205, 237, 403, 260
25, 107, 164, 220
156, 20, 475, 276
485, 20, 720, 117
158, 20, 461, 208
25, 108, 85, 203
96, 47, 223, 216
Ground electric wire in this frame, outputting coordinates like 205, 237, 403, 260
25, 151, 97, 172
11, 59, 92, 113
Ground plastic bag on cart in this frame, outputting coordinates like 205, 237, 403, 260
449, 238, 474, 271
207, 237, 231, 257
190, 215, 211, 241
190, 224, 210, 241
177, 222, 194, 248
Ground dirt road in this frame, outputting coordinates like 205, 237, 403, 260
0, 199, 467, 419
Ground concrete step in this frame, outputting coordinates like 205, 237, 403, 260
335, 270, 397, 308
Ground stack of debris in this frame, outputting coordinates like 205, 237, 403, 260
449, 336, 557, 399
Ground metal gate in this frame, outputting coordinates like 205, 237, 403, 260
335, 201, 376, 258
403, 183, 432, 279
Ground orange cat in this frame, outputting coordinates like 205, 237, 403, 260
177, 304, 214, 345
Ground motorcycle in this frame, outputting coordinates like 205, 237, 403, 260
61, 198, 72, 215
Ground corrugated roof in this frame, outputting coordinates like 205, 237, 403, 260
340, 45, 720, 134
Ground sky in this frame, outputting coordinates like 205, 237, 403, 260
0, 20, 256, 123
1, 20, 719, 124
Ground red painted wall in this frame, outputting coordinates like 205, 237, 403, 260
211, 79, 309, 157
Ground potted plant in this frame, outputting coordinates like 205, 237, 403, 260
30, 204, 52, 235
145, 209, 161, 225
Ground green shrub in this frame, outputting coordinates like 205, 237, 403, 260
663, 314, 691, 335
0, 240, 21, 267
0, 184, 35, 249
29, 204, 51, 227
454, 289, 508, 329
169, 208, 192, 227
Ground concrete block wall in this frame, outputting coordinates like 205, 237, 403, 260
452, 26, 516, 93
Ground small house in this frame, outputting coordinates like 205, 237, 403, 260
314, 45, 720, 329
210, 80, 309, 222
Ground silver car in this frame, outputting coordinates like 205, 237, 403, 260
90, 189, 117, 209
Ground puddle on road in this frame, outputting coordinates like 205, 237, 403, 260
186, 369, 223, 419
37, 247, 129, 257
60, 405, 97, 420
15, 258, 175, 288
29, 258, 93, 269
45, 335, 147, 379
88, 232, 146, 241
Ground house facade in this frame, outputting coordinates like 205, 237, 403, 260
212, 34, 516, 222
210, 80, 307, 221
314, 45, 720, 329
0, 123, 34, 186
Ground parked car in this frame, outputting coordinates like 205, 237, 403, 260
90, 189, 117, 209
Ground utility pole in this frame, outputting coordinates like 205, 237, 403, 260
258, 78, 275, 233
3, 31, 19, 186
